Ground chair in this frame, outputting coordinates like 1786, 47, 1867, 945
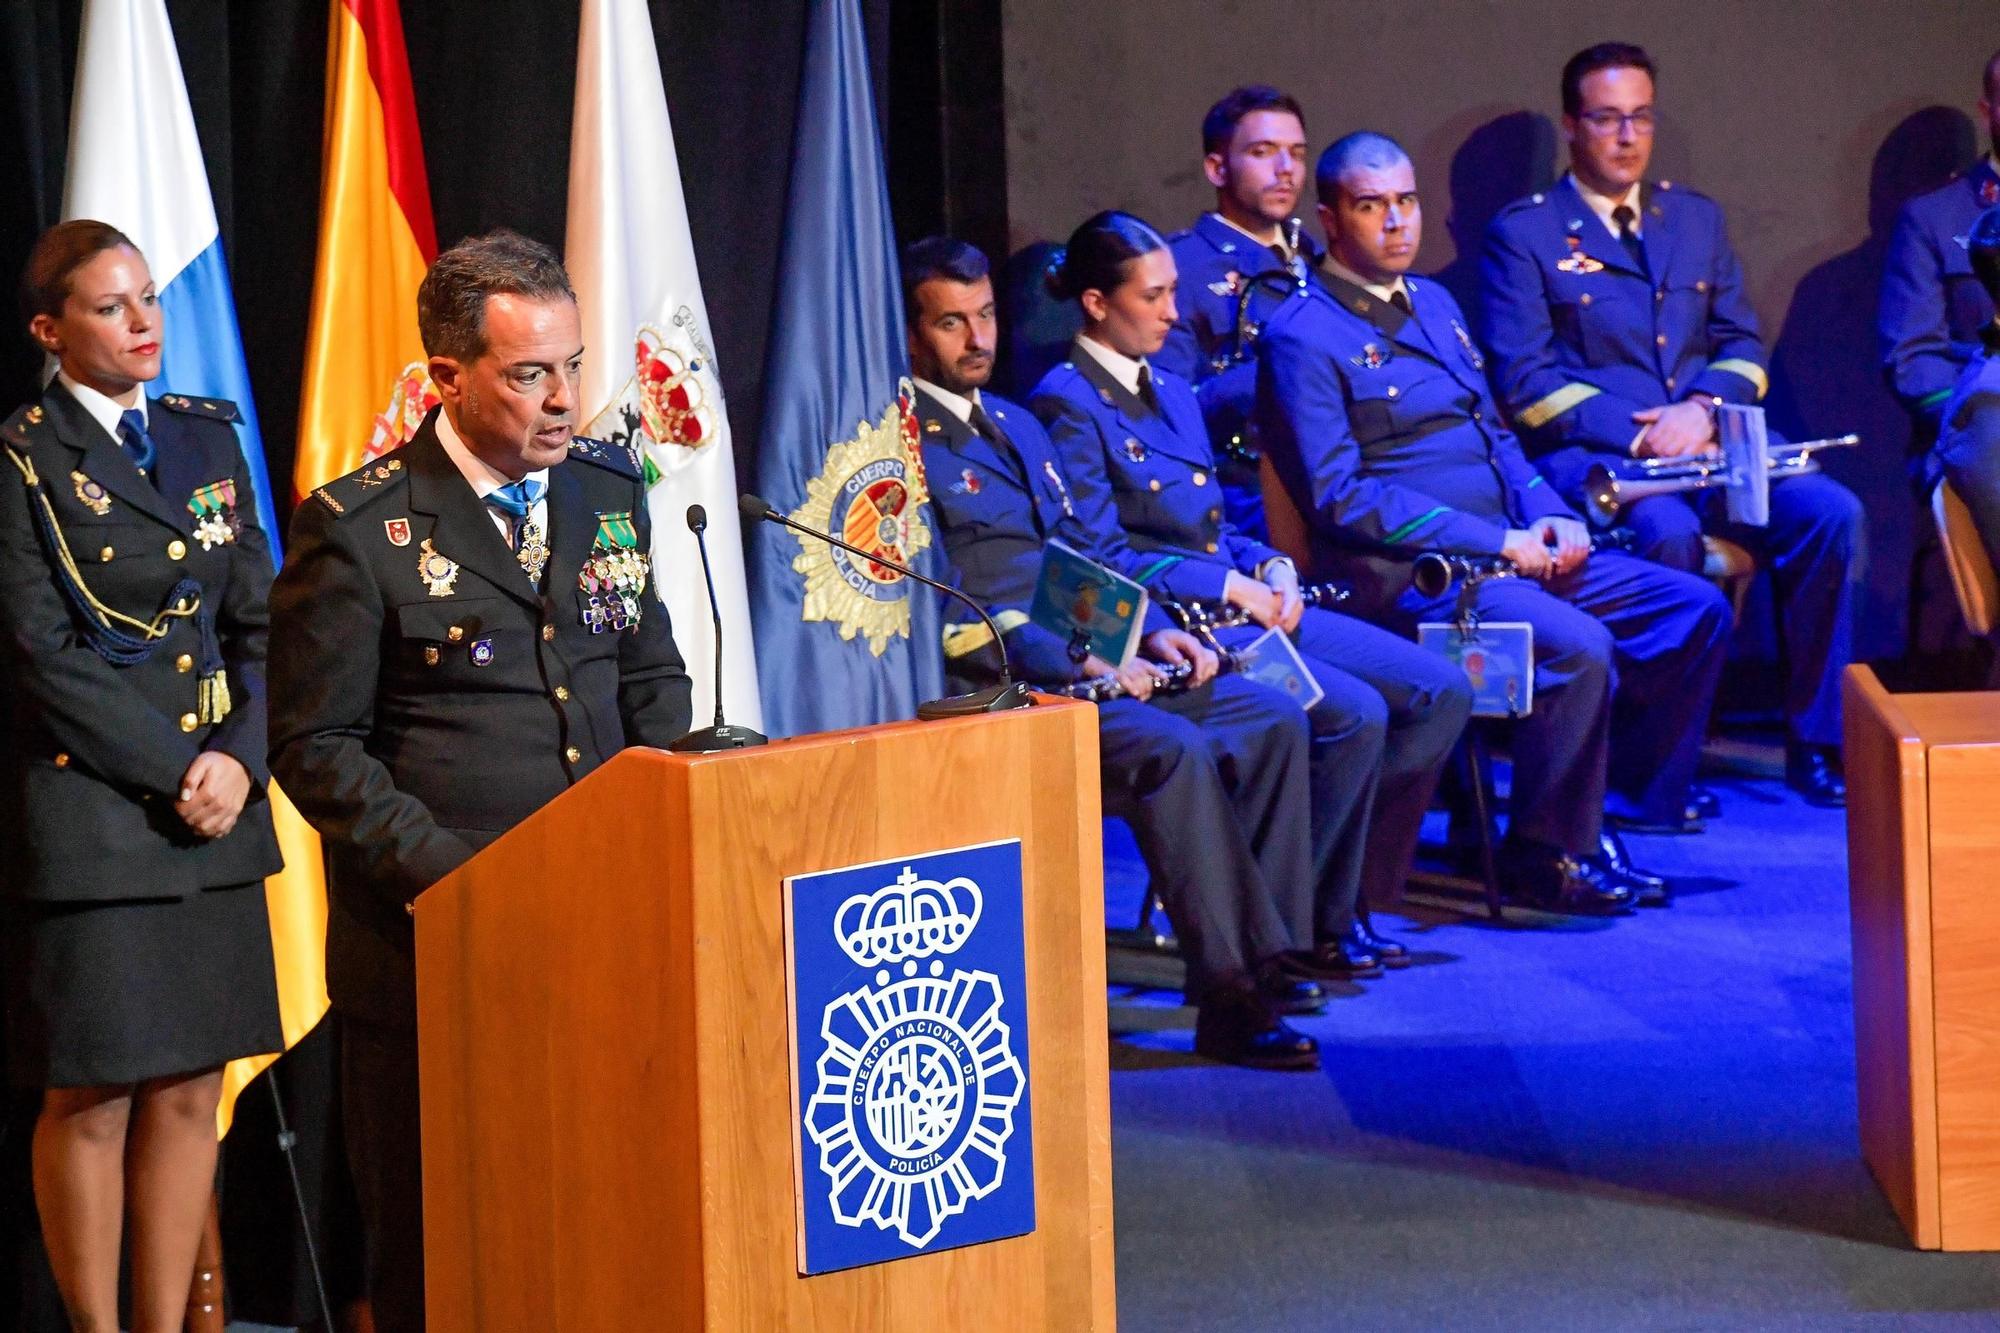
1932, 479, 1998, 636
1700, 534, 1758, 627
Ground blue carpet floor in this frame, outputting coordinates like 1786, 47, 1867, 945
1103, 758, 2000, 1331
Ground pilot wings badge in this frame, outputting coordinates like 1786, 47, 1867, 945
789, 841, 1033, 1274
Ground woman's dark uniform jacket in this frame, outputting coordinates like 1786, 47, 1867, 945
0, 383, 282, 901
267, 413, 692, 1029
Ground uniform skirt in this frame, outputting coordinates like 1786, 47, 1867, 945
5, 882, 283, 1088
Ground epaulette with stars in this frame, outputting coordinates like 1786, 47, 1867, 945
156, 393, 242, 423
3, 402, 52, 448
566, 434, 642, 478
309, 454, 410, 518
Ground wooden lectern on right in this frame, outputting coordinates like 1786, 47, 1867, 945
411, 696, 1118, 1329
1844, 665, 2000, 1251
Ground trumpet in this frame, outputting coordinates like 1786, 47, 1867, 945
1582, 434, 1859, 527
1411, 527, 1637, 599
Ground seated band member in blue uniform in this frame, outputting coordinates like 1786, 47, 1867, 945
1481, 42, 1859, 808
1155, 86, 1322, 538
1257, 131, 1733, 914
1880, 49, 2000, 444
902, 236, 1332, 1070
1935, 206, 2000, 582
1029, 211, 1472, 972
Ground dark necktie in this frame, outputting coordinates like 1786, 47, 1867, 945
117, 408, 156, 478
967, 400, 1027, 486
1611, 204, 1649, 274
1135, 363, 1162, 415
1388, 288, 1414, 316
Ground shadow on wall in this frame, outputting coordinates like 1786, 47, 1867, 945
1767, 105, 1977, 663
999, 239, 1082, 401
1430, 109, 1560, 317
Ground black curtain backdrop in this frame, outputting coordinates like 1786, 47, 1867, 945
0, 0, 892, 527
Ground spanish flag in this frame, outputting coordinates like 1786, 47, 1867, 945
294, 0, 438, 496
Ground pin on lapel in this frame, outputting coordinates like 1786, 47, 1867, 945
418, 538, 459, 597
71, 471, 112, 515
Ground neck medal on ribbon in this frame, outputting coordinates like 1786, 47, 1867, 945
516, 520, 550, 584
187, 478, 240, 550
579, 511, 649, 634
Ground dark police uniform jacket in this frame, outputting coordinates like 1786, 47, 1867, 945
911, 386, 1167, 688
1254, 270, 1574, 612
0, 382, 282, 900
269, 412, 691, 1027
1029, 349, 1285, 601
1879, 157, 2000, 430
1156, 213, 1323, 474
1480, 176, 1770, 501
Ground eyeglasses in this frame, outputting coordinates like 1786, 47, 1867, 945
1577, 108, 1656, 136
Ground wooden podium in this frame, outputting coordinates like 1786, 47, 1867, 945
413, 698, 1118, 1329
1843, 666, 2000, 1251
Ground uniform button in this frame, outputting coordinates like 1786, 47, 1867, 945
541, 624, 556, 641
175, 598, 190, 613
99, 546, 114, 562
1665, 377, 1677, 391
1230, 435, 1243, 446
1208, 508, 1221, 521
1580, 293, 1593, 307
167, 539, 186, 560
447, 626, 465, 642
179, 713, 199, 733
1655, 288, 1666, 302
1386, 385, 1400, 398
1695, 280, 1708, 293
53, 753, 69, 769
564, 746, 581, 764
1472, 409, 1483, 422
1655, 334, 1667, 347
1192, 471, 1209, 486
1148, 479, 1162, 492
405, 902, 415, 917
1204, 542, 1219, 554
175, 654, 193, 673
554, 686, 570, 702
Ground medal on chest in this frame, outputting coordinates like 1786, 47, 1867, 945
418, 538, 460, 597
1555, 233, 1606, 275
516, 520, 550, 583
71, 471, 113, 516
578, 511, 651, 634
1449, 318, 1486, 370
1042, 459, 1074, 516
187, 478, 241, 550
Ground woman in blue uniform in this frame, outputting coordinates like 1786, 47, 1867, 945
1031, 211, 1472, 972
1, 220, 282, 1332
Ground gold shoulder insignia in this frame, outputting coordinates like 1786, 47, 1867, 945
4, 404, 47, 444
313, 486, 346, 515
157, 394, 242, 424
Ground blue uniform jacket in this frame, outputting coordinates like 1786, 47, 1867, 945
1254, 270, 1573, 609
1029, 347, 1284, 606
1480, 176, 1769, 499
913, 385, 1167, 687
1879, 158, 2000, 427
1155, 212, 1322, 466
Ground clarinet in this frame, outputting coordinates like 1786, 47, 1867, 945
1410, 527, 1637, 599
1056, 637, 1247, 702
1159, 580, 1349, 639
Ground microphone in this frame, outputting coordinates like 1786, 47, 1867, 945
668, 503, 769, 753
738, 493, 1033, 719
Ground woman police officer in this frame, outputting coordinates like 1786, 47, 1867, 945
1, 220, 282, 1332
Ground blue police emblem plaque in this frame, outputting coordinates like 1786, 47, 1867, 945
785, 840, 1033, 1275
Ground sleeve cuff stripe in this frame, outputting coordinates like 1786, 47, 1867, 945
1385, 505, 1452, 545
942, 609, 1030, 658
1516, 382, 1602, 429
1708, 358, 1769, 399
1918, 387, 1954, 409
1133, 555, 1184, 585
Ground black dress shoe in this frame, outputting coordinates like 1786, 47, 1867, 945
1275, 937, 1384, 983
1194, 985, 1321, 1071
1605, 809, 1706, 835
1597, 830, 1671, 907
1688, 785, 1722, 821
1496, 840, 1636, 916
1786, 745, 1846, 808
1256, 962, 1328, 1016
1347, 915, 1411, 968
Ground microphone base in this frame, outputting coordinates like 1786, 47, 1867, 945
669, 723, 770, 753
916, 681, 1036, 720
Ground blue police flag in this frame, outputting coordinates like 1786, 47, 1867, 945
747, 0, 945, 737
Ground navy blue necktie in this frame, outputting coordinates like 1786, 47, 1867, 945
117, 408, 156, 477
1612, 204, 1650, 274
486, 478, 546, 550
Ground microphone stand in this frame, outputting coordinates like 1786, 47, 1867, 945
739, 494, 1033, 720
670, 503, 769, 752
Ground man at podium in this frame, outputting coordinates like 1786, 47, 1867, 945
268, 231, 692, 1332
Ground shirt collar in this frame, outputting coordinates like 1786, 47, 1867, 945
1321, 255, 1408, 306
1072, 334, 1148, 396
1210, 210, 1291, 260
1569, 171, 1643, 237
912, 376, 983, 426
433, 407, 548, 499
56, 370, 145, 442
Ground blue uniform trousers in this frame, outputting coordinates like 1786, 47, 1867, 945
1618, 472, 1859, 747
1398, 552, 1730, 854
1097, 675, 1313, 1001
1215, 608, 1472, 927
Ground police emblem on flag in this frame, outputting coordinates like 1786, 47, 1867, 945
786, 380, 935, 656
788, 841, 1033, 1274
